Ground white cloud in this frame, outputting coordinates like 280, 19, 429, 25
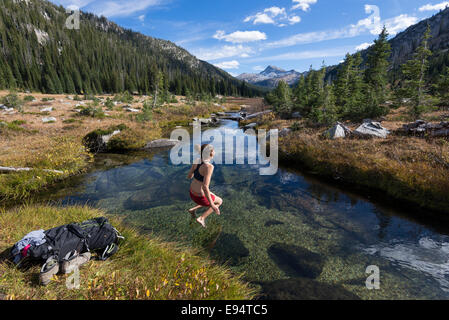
213, 30, 267, 43
419, 2, 449, 11
214, 60, 240, 70
192, 45, 254, 61
266, 5, 417, 48
138, 15, 145, 22
384, 14, 418, 35
244, 6, 301, 27
288, 16, 301, 25
292, 0, 318, 11
355, 42, 371, 51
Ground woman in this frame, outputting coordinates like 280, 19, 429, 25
188, 144, 223, 228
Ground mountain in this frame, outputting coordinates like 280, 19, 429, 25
0, 0, 264, 97
237, 66, 305, 88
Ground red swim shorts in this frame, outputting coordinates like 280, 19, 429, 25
190, 190, 215, 207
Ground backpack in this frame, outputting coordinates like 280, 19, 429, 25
25, 217, 123, 263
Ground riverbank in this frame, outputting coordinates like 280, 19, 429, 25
0, 205, 255, 300
246, 107, 449, 215
0, 91, 227, 201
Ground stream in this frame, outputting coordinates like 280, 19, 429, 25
38, 118, 449, 300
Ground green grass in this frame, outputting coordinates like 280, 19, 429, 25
0, 205, 255, 300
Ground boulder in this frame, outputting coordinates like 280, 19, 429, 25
279, 128, 292, 137
144, 139, 180, 149
0, 104, 7, 110
432, 128, 449, 137
244, 110, 272, 120
243, 123, 257, 130
401, 120, 449, 137
82, 126, 124, 153
354, 121, 390, 139
42, 117, 57, 123
323, 122, 352, 139
291, 112, 302, 119
125, 107, 140, 113
192, 118, 218, 126
40, 107, 53, 113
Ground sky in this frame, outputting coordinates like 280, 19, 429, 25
50, 0, 449, 76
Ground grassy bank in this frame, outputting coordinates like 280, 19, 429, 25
0, 205, 255, 300
256, 109, 449, 214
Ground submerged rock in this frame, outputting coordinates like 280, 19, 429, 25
265, 220, 285, 227
268, 243, 324, 279
212, 233, 250, 266
354, 121, 390, 139
259, 278, 360, 300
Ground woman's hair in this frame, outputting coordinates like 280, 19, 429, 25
195, 144, 214, 160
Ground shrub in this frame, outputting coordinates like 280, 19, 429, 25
1, 92, 24, 111
23, 95, 35, 102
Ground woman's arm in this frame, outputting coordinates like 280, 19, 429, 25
187, 164, 197, 180
202, 165, 220, 215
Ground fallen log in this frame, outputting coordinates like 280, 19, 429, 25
0, 166, 64, 174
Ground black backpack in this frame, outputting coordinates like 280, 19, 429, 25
26, 217, 123, 263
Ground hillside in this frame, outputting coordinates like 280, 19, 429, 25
238, 65, 305, 88
325, 7, 449, 83
0, 0, 263, 97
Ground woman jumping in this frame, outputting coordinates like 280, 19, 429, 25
188, 144, 223, 228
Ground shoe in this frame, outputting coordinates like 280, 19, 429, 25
61, 250, 91, 274
39, 256, 59, 286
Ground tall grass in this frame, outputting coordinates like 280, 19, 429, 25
0, 205, 255, 300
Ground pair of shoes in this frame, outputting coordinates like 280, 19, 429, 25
61, 250, 92, 274
39, 256, 59, 286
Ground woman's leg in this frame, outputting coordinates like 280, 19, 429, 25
197, 194, 223, 227
188, 205, 203, 217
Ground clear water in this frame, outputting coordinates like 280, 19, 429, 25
44, 120, 449, 299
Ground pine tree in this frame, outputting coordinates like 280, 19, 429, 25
434, 66, 449, 107
265, 81, 293, 116
397, 24, 432, 118
364, 26, 392, 118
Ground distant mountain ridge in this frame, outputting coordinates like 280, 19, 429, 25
237, 66, 306, 88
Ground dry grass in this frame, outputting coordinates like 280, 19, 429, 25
0, 205, 255, 300
278, 121, 449, 213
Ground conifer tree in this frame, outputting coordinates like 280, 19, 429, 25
364, 26, 392, 118
397, 24, 432, 118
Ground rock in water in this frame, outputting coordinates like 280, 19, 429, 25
268, 243, 324, 279
211, 233, 250, 266
354, 121, 390, 139
259, 278, 360, 300
145, 139, 180, 149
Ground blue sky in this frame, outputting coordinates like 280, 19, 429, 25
50, 0, 449, 76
